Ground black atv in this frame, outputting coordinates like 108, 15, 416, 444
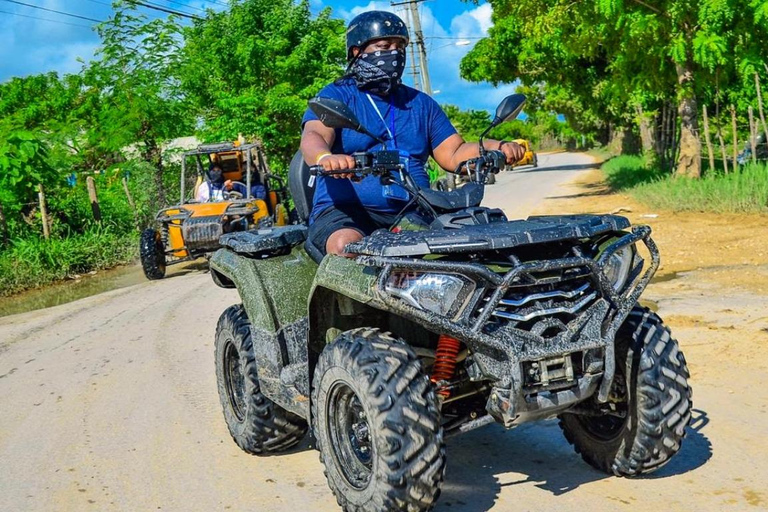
209, 95, 692, 511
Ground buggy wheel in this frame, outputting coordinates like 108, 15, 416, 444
312, 328, 445, 511
559, 306, 692, 476
139, 228, 166, 280
532, 153, 538, 167
214, 304, 307, 454
486, 172, 496, 185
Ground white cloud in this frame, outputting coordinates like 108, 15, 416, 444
0, 0, 105, 81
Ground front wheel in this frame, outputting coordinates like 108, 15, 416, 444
214, 305, 307, 454
532, 153, 539, 167
312, 328, 445, 511
139, 228, 166, 280
559, 307, 692, 476
485, 172, 496, 185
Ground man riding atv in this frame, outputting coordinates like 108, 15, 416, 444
209, 10, 691, 512
300, 10, 525, 257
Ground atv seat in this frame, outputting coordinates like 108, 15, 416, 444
419, 183, 484, 212
289, 150, 315, 224
289, 150, 324, 263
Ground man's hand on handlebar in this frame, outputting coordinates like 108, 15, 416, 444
499, 141, 526, 166
318, 154, 357, 180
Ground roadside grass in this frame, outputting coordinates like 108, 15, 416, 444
602, 155, 768, 213
0, 228, 138, 297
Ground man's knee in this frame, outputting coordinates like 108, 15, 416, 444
326, 229, 364, 256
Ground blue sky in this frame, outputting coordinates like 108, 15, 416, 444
0, 0, 517, 112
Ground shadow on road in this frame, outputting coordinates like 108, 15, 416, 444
544, 180, 613, 201
165, 260, 210, 279
511, 162, 598, 174
436, 409, 712, 511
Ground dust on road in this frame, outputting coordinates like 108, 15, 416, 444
1, 153, 766, 511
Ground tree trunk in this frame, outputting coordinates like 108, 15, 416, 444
654, 103, 666, 165
675, 62, 701, 178
702, 105, 716, 172
636, 104, 655, 155
142, 139, 166, 208
38, 184, 50, 240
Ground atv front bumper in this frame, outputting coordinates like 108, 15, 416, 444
353, 226, 659, 427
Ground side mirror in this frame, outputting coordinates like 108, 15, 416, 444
478, 93, 526, 154
492, 94, 526, 127
308, 97, 386, 144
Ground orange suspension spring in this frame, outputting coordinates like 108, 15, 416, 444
431, 335, 461, 398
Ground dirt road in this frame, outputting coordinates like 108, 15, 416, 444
1, 152, 766, 511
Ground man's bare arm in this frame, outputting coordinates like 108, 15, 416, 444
432, 134, 525, 172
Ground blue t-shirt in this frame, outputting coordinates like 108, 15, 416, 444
302, 79, 457, 220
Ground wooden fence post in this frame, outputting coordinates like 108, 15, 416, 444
717, 120, 729, 174
38, 184, 50, 240
86, 176, 102, 223
756, 73, 768, 146
731, 105, 738, 170
122, 176, 140, 230
749, 106, 758, 164
702, 105, 716, 172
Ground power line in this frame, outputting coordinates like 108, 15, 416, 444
0, 8, 94, 28
80, 0, 112, 6
127, 0, 202, 20
80, 0, 205, 16
198, 0, 229, 7
162, 0, 206, 13
426, 36, 483, 40
0, 0, 102, 22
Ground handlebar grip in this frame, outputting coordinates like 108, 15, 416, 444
310, 166, 360, 176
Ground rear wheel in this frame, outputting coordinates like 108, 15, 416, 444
214, 305, 307, 454
312, 328, 445, 511
559, 307, 692, 476
139, 228, 166, 280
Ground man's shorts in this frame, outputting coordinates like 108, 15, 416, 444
308, 206, 400, 256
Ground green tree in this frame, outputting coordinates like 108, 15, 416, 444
462, 0, 768, 177
180, 0, 346, 167
84, 1, 193, 207
0, 127, 58, 242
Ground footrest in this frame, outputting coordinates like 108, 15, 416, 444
220, 225, 307, 256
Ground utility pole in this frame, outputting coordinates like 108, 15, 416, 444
396, 3, 421, 90
391, 0, 431, 95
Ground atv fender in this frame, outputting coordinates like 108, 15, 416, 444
307, 255, 381, 350
210, 245, 318, 418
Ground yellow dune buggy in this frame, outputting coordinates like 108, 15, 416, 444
139, 141, 290, 280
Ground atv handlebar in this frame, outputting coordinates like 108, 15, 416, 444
308, 149, 506, 185
454, 150, 506, 179
309, 150, 405, 180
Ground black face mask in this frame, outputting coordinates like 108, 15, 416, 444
208, 169, 223, 184
349, 48, 406, 95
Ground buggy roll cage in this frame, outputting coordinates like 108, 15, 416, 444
180, 142, 282, 204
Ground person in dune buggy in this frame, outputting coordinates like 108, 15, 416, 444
196, 163, 267, 202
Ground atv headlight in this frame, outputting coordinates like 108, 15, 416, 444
384, 272, 474, 318
603, 245, 634, 291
